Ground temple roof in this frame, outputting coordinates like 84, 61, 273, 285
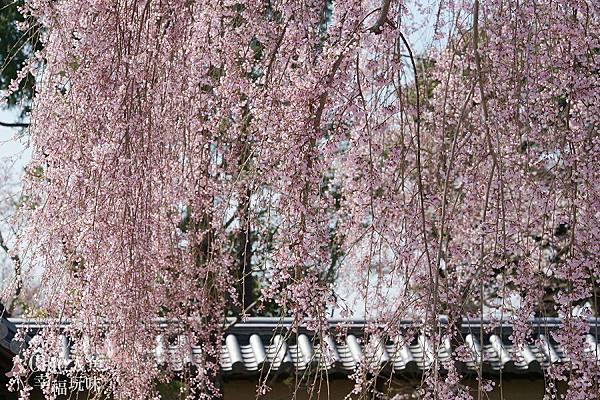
2, 316, 599, 378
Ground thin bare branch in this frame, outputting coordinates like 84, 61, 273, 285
0, 121, 29, 128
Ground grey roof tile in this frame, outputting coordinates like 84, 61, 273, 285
2, 317, 599, 377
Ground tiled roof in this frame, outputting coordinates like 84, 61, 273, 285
0, 316, 19, 355
3, 317, 600, 377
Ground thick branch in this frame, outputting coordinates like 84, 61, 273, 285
369, 0, 393, 34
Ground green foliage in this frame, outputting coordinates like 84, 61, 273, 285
156, 379, 184, 400
0, 0, 42, 115
404, 57, 440, 106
